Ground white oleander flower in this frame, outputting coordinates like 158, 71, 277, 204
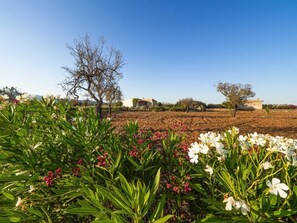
29, 185, 34, 193
205, 165, 213, 176
266, 178, 289, 198
260, 161, 273, 170
223, 196, 235, 211
16, 197, 22, 207
235, 200, 250, 215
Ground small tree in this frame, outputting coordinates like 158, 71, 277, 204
177, 98, 206, 112
105, 86, 122, 116
176, 98, 194, 112
61, 35, 124, 119
216, 82, 255, 117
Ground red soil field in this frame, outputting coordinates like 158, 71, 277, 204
111, 109, 297, 142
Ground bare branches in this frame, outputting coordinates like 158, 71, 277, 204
60, 35, 124, 118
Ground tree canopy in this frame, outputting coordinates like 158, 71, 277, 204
216, 82, 255, 116
176, 98, 206, 112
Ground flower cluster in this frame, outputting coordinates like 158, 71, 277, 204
43, 171, 55, 186
15, 94, 33, 103
238, 132, 297, 165
188, 130, 229, 163
73, 158, 83, 176
223, 195, 250, 215
189, 127, 297, 166
188, 127, 295, 219
129, 146, 139, 158
151, 131, 168, 140
96, 152, 109, 167
43, 168, 63, 186
165, 174, 191, 194
0, 94, 9, 102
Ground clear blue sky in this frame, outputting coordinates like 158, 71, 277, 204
1, 0, 297, 104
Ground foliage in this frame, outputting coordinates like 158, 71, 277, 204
176, 98, 206, 112
0, 97, 193, 222
61, 34, 124, 119
216, 82, 255, 117
0, 98, 296, 222
263, 104, 297, 110
206, 104, 225, 109
188, 127, 297, 222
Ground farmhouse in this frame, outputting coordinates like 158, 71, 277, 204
239, 99, 263, 110
122, 98, 157, 108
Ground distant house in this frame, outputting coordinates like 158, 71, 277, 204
239, 99, 263, 110
122, 98, 158, 108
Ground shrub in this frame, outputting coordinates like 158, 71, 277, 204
0, 98, 296, 222
188, 127, 297, 222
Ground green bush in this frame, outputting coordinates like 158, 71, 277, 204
0, 96, 296, 222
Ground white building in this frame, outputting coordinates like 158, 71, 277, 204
122, 98, 157, 108
238, 99, 263, 110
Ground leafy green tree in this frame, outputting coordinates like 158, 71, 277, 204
176, 98, 206, 112
216, 82, 255, 117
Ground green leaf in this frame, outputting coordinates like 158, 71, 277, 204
143, 168, 161, 217
0, 217, 12, 223
3, 192, 14, 200
269, 194, 277, 206
26, 207, 43, 217
119, 173, 133, 198
66, 207, 100, 216
293, 185, 297, 196
91, 220, 117, 223
194, 214, 232, 223
111, 149, 122, 174
126, 156, 142, 170
9, 217, 21, 222
272, 210, 297, 217
149, 194, 166, 222
152, 215, 173, 223
0, 175, 30, 182
97, 185, 134, 216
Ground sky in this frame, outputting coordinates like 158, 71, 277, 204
1, 0, 297, 104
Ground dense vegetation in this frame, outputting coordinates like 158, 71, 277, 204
0, 96, 297, 222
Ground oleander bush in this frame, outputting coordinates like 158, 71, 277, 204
0, 95, 297, 223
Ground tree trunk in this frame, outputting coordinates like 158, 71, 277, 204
96, 102, 103, 119
108, 103, 112, 117
232, 108, 237, 117
233, 104, 237, 117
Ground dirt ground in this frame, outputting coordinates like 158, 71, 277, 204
111, 109, 297, 141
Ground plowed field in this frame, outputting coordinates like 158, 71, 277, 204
111, 109, 297, 141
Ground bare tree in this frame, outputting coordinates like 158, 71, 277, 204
105, 85, 122, 116
216, 82, 255, 117
61, 35, 124, 119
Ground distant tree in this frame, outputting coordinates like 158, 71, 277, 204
0, 86, 23, 101
216, 82, 255, 117
177, 98, 206, 112
105, 86, 122, 116
61, 35, 124, 119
